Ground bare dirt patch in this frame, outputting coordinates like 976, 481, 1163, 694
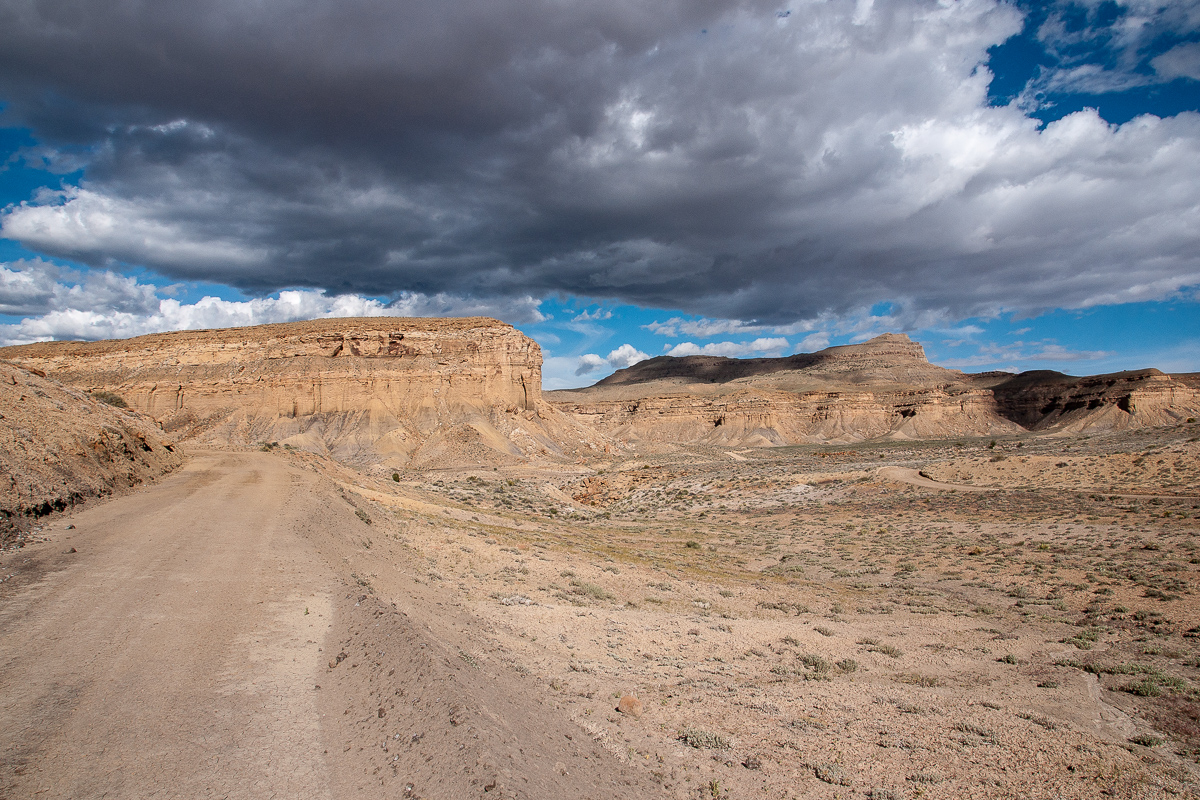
304, 423, 1200, 798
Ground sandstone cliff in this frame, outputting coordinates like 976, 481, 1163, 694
0, 361, 183, 547
550, 334, 1200, 446
4, 323, 1194, 466
984, 368, 1200, 433
0, 318, 608, 467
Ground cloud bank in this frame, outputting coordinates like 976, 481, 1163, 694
0, 0, 1197, 328
0, 261, 543, 346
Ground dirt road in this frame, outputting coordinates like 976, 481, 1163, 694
0, 451, 656, 800
0, 451, 338, 799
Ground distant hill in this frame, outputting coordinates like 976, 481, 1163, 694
549, 334, 1200, 447
595, 334, 959, 389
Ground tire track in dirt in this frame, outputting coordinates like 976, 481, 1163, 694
0, 451, 338, 799
0, 451, 658, 799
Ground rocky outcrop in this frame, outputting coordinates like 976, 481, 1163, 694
0, 361, 183, 547
550, 334, 1200, 446
984, 369, 1200, 433
552, 385, 1021, 447
0, 318, 608, 467
4, 324, 1195, 464
598, 333, 960, 389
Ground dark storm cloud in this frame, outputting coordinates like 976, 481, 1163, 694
1, 0, 1198, 324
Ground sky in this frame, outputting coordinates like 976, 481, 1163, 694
0, 0, 1197, 389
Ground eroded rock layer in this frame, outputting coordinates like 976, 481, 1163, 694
984, 368, 1200, 433
0, 361, 183, 546
550, 335, 1200, 446
0, 318, 606, 466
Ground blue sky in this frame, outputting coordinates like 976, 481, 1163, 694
1, 0, 1197, 388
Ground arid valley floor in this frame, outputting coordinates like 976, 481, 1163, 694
5, 426, 1199, 799
2, 321, 1199, 799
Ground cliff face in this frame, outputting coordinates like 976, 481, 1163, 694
0, 318, 605, 466
550, 334, 1200, 446
552, 386, 1020, 447
0, 361, 183, 546
4, 323, 1195, 464
986, 369, 1200, 433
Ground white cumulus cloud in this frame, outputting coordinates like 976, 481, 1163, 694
664, 337, 790, 358
0, 261, 545, 346
574, 343, 651, 376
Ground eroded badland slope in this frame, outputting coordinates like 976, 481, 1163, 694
3, 320, 1200, 799
0, 360, 181, 547
0, 317, 607, 468
549, 334, 1200, 447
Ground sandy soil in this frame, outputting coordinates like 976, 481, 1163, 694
3, 425, 1198, 799
286, 424, 1200, 799
0, 451, 654, 800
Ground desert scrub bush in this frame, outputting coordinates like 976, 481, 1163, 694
812, 763, 851, 786
757, 600, 809, 615
907, 772, 944, 784
1016, 711, 1059, 730
1129, 734, 1163, 747
89, 390, 129, 409
355, 508, 371, 525
858, 639, 903, 658
814, 625, 835, 637
997, 654, 1020, 665
677, 727, 729, 749
952, 721, 996, 740
569, 580, 613, 601
1122, 672, 1186, 697
798, 654, 832, 680
896, 673, 941, 688
1062, 626, 1102, 650
836, 658, 858, 673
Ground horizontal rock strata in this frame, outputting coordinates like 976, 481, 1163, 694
0, 318, 606, 466
550, 335, 1200, 446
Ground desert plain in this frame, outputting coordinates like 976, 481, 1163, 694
2, 319, 1199, 799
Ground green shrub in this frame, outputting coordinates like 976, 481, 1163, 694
677, 728, 729, 749
1129, 734, 1163, 747
90, 390, 129, 409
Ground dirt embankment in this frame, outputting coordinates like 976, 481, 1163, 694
0, 361, 182, 548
